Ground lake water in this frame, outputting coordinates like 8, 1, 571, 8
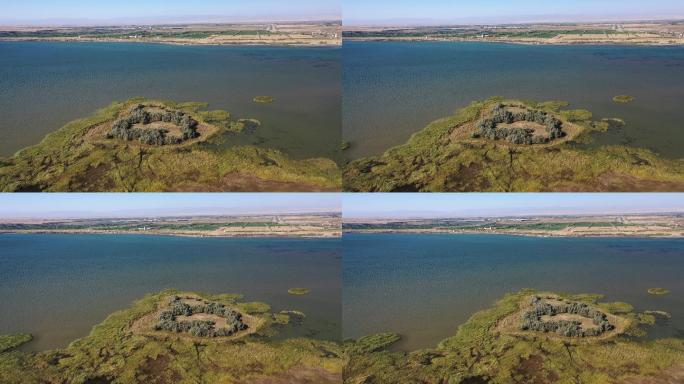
343, 233, 684, 351
0, 42, 341, 160
343, 42, 684, 159
0, 234, 341, 351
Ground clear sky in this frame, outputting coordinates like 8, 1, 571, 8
343, 0, 684, 26
0, 0, 340, 26
343, 193, 684, 219
0, 193, 341, 219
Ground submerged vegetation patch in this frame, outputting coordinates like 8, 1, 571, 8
0, 98, 340, 192
344, 97, 684, 192
613, 95, 635, 103
344, 289, 684, 384
288, 288, 310, 295
648, 287, 671, 296
253, 96, 275, 104
0, 290, 343, 384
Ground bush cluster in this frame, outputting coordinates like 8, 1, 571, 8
154, 296, 248, 337
473, 104, 564, 144
106, 104, 200, 145
520, 296, 614, 337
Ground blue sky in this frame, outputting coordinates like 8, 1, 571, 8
0, 193, 341, 219
343, 193, 684, 218
343, 0, 684, 25
0, 0, 340, 25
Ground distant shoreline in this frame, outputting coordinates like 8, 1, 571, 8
343, 37, 684, 46
343, 229, 684, 238
0, 37, 341, 47
0, 229, 341, 239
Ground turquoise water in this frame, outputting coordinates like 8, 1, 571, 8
343, 42, 684, 159
343, 233, 684, 351
0, 42, 341, 160
0, 234, 341, 351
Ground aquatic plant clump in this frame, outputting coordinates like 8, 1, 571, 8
472, 103, 565, 144
521, 296, 614, 337
613, 95, 635, 103
288, 288, 310, 295
106, 104, 200, 145
253, 96, 275, 104
647, 288, 670, 295
154, 295, 248, 337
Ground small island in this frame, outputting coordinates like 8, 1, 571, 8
345, 289, 684, 383
253, 96, 275, 104
0, 98, 340, 192
648, 287, 670, 296
613, 95, 635, 103
0, 290, 342, 384
288, 288, 310, 295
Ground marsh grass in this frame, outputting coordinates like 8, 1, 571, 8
0, 335, 31, 353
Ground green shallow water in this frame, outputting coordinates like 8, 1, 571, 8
0, 234, 341, 351
0, 42, 341, 160
343, 233, 684, 351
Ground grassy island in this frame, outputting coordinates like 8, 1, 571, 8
344, 97, 684, 192
288, 288, 311, 295
344, 289, 684, 384
0, 98, 340, 192
0, 290, 342, 384
253, 96, 275, 104
613, 95, 635, 103
648, 288, 671, 296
